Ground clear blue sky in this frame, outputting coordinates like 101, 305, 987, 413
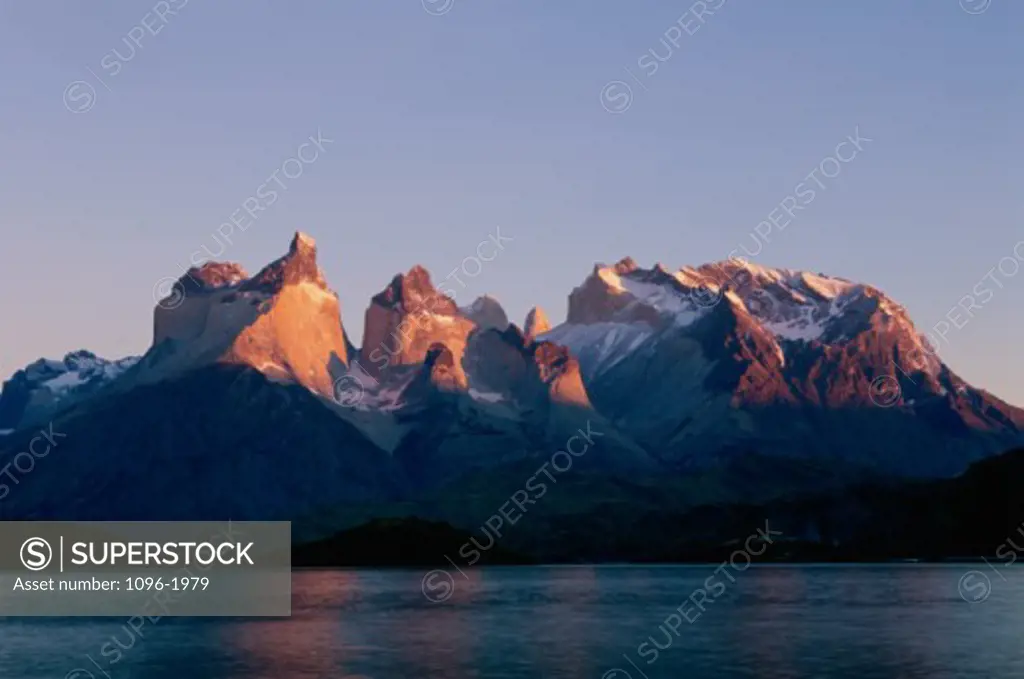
1, 1, 1022, 403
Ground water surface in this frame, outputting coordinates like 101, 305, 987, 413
1, 565, 1020, 678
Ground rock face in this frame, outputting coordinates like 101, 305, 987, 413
3, 236, 1024, 530
544, 258, 1024, 477
400, 343, 469, 404
240, 232, 328, 293
464, 326, 591, 409
566, 258, 663, 326
359, 266, 475, 380
181, 262, 249, 292
147, 232, 348, 398
461, 295, 510, 331
524, 306, 551, 341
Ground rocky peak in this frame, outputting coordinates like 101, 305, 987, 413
147, 232, 348, 397
464, 328, 591, 408
241, 231, 327, 293
613, 256, 639, 275
361, 266, 473, 378
461, 295, 509, 330
373, 266, 458, 316
423, 343, 468, 391
180, 262, 249, 292
400, 343, 468, 403
524, 306, 551, 340
567, 262, 672, 326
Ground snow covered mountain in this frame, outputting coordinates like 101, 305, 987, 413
0, 234, 653, 521
1, 236, 1021, 525
0, 350, 139, 430
542, 257, 1023, 476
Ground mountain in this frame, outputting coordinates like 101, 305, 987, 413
0, 234, 655, 523
358, 265, 476, 381
541, 258, 1023, 477
0, 365, 404, 521
139, 231, 349, 398
0, 350, 139, 430
0, 235, 1020, 535
461, 295, 510, 331
524, 306, 551, 341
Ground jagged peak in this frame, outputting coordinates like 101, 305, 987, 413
568, 256, 907, 345
179, 262, 249, 292
614, 256, 639, 274
461, 295, 509, 330
372, 265, 457, 315
241, 231, 328, 293
482, 327, 577, 382
466, 294, 501, 311
291, 231, 316, 252
524, 306, 551, 340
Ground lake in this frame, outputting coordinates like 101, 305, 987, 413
1, 565, 1020, 678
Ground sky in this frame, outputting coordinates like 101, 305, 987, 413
0, 1, 1022, 403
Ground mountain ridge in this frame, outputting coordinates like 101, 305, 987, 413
1, 233, 1020, 528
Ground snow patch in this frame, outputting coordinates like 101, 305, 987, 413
33, 353, 139, 396
763, 307, 829, 342
42, 370, 89, 392
620, 278, 690, 316
541, 322, 653, 378
799, 272, 855, 300
469, 389, 505, 403
597, 267, 626, 292
336, 363, 412, 413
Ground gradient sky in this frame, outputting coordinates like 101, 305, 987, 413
1, 1, 1021, 402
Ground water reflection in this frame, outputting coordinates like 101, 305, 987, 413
2, 565, 1024, 679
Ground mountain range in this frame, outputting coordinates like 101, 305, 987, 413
1, 232, 1020, 555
